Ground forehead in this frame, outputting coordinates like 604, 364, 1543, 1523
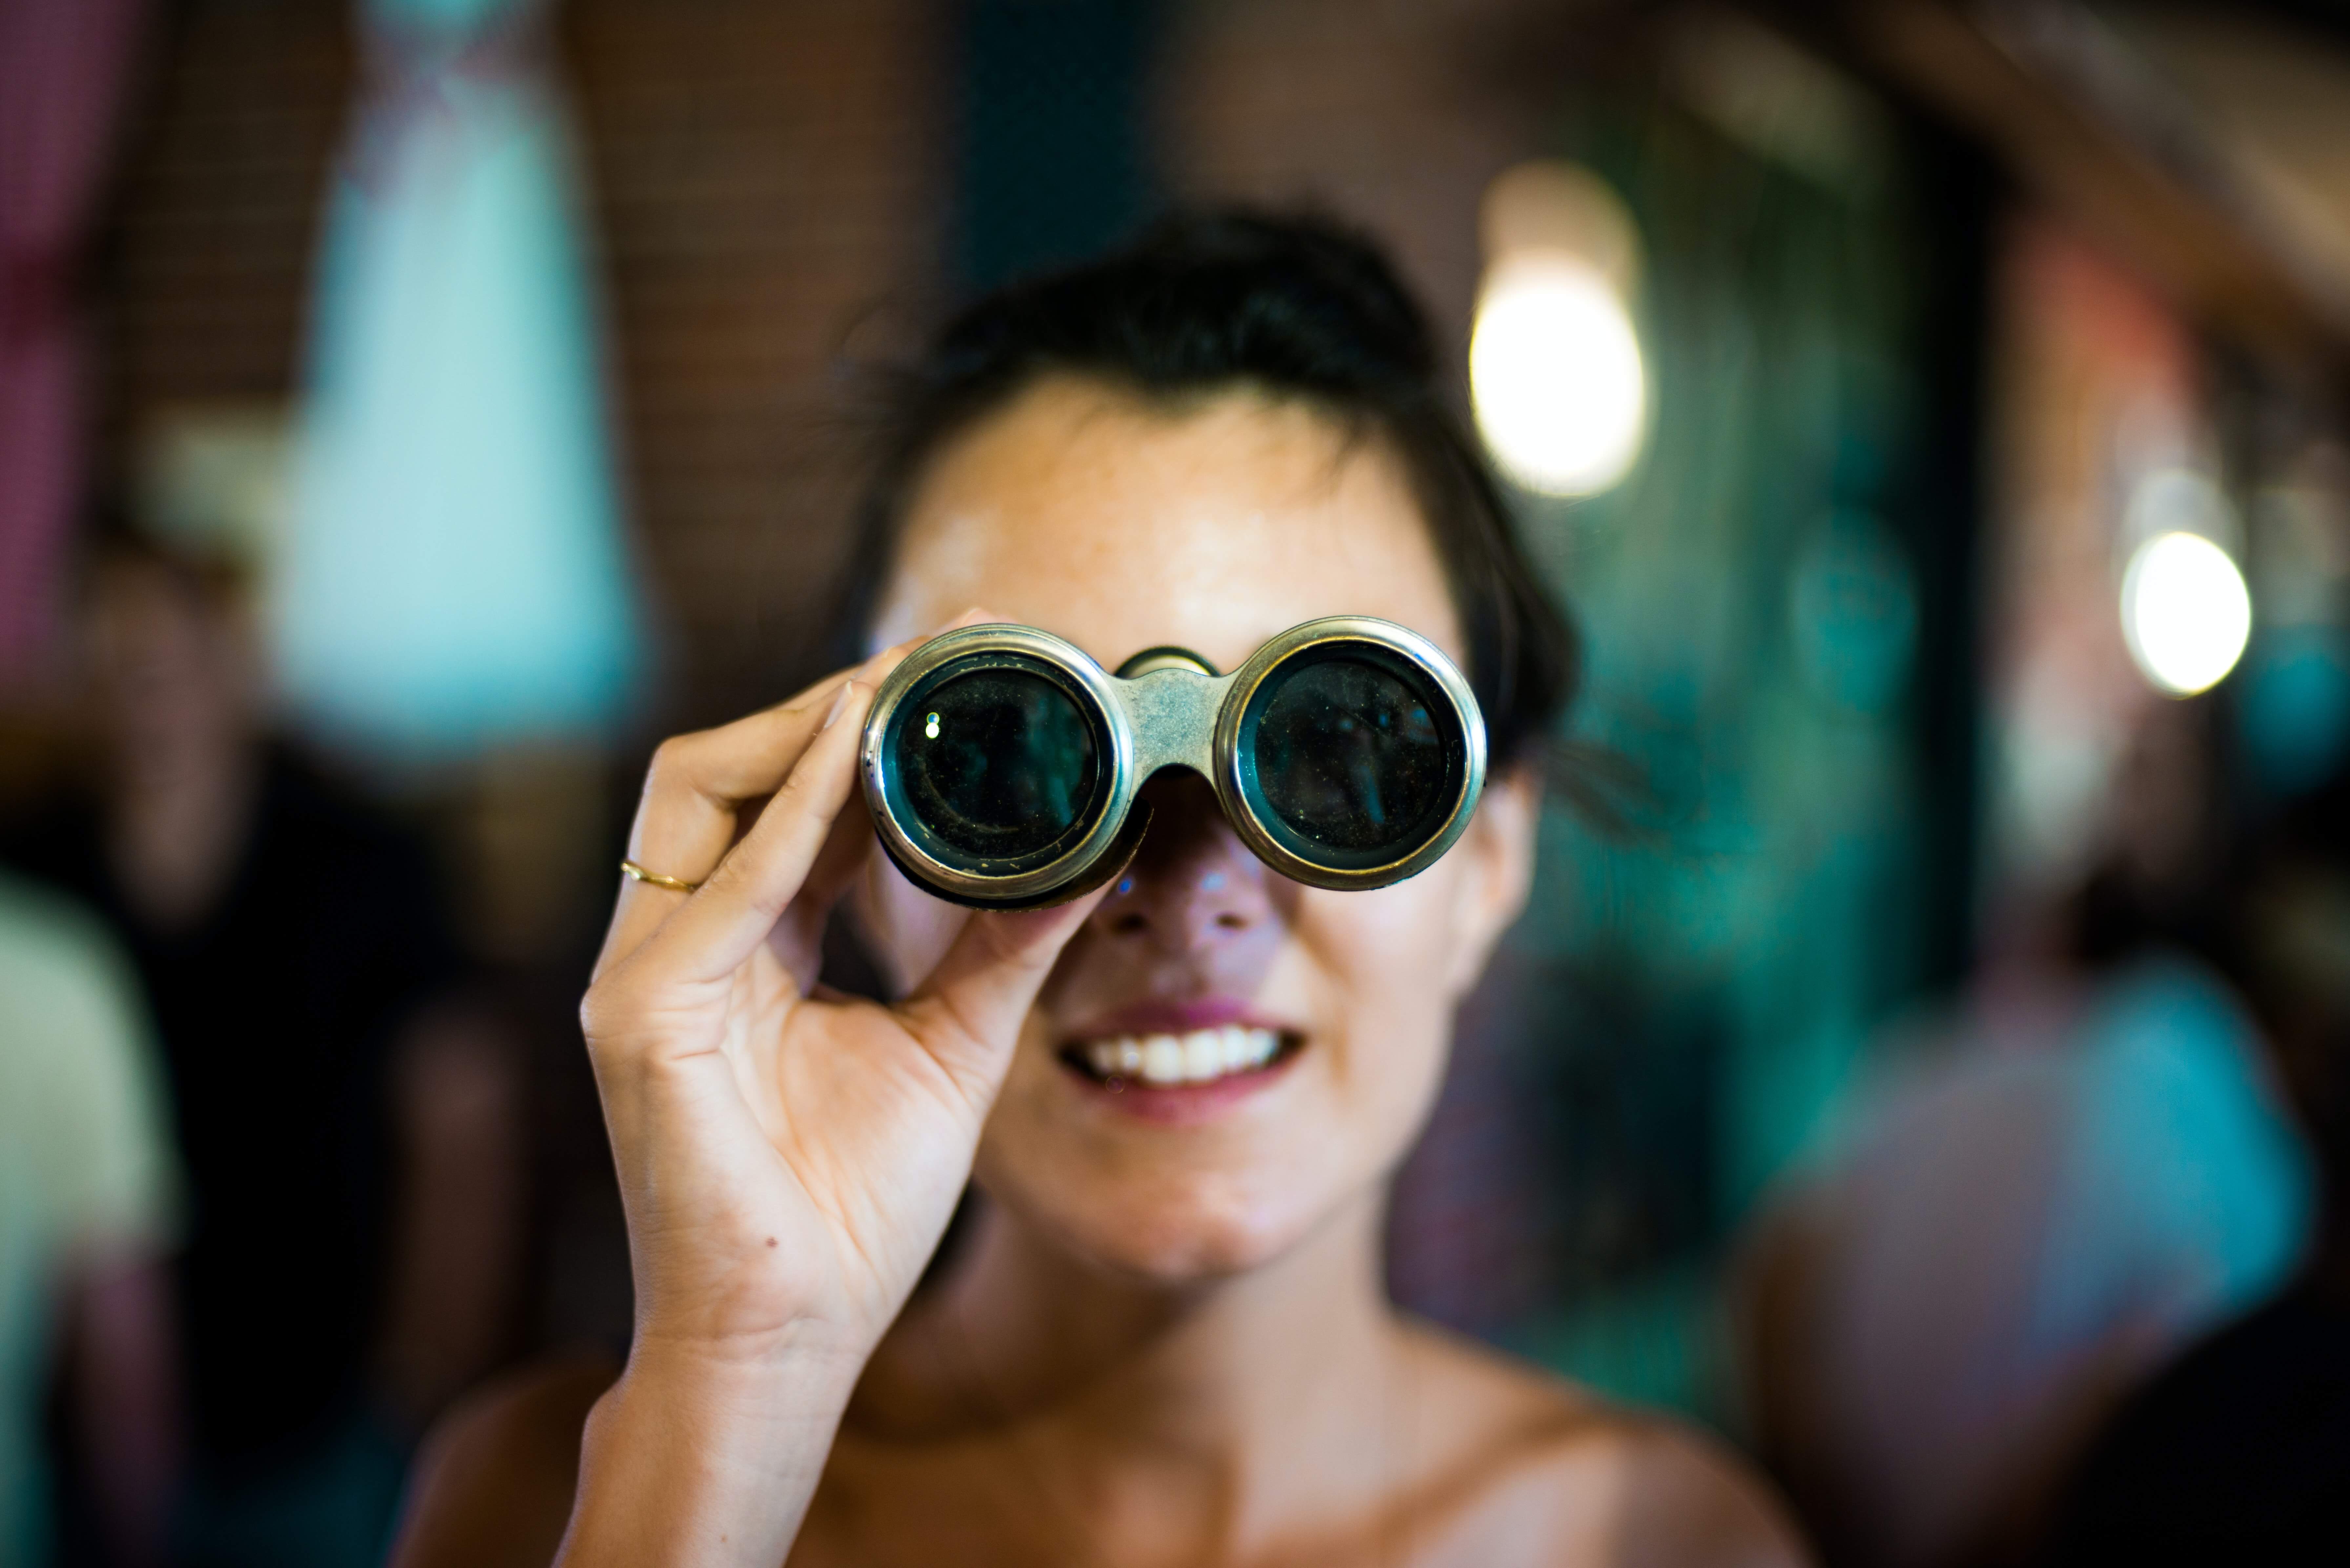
870, 377, 1461, 676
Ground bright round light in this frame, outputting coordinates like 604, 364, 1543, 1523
2121, 530, 2252, 696
1469, 259, 1646, 495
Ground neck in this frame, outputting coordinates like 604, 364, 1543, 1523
848, 1186, 1408, 1536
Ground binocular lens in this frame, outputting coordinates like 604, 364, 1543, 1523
1241, 652, 1459, 869
886, 662, 1105, 866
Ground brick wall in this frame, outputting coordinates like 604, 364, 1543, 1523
97, 0, 947, 729
565, 0, 947, 722
98, 0, 352, 462
1159, 0, 1586, 364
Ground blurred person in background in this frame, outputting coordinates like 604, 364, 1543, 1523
392, 211, 1806, 1567
0, 527, 524, 1568
0, 870, 180, 1567
1734, 699, 2314, 1568
2045, 766, 2350, 1564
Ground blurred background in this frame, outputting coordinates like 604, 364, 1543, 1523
4, 0, 2349, 1564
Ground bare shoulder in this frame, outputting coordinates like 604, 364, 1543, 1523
390, 1349, 620, 1568
1394, 1322, 1811, 1568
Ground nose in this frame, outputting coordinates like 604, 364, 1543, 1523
1089, 771, 1276, 955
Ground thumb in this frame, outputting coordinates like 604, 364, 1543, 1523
894, 886, 1107, 1100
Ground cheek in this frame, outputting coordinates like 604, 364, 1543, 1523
1293, 879, 1465, 1130
1300, 865, 1476, 1025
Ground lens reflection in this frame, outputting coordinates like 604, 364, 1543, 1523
1249, 657, 1448, 855
895, 666, 1100, 862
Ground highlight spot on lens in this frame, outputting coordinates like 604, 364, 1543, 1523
891, 665, 1103, 865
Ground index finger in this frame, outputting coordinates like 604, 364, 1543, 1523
599, 655, 894, 977
598, 609, 1005, 974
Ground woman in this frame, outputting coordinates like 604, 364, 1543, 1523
398, 212, 1804, 1566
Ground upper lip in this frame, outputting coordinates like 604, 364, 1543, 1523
1062, 997, 1300, 1042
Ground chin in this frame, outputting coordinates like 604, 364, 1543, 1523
981, 1156, 1346, 1285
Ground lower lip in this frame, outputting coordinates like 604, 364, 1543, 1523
1060, 1048, 1302, 1126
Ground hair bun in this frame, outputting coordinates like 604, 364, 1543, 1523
1120, 208, 1437, 382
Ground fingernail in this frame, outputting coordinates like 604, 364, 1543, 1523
821, 681, 855, 731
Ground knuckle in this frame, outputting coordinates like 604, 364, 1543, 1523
708, 847, 788, 921
779, 738, 852, 817
644, 733, 701, 791
773, 762, 822, 813
698, 848, 750, 897
578, 977, 642, 1055
578, 982, 616, 1045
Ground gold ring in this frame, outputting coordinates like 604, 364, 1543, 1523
620, 859, 701, 894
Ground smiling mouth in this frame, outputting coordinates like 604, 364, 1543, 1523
1059, 1025, 1302, 1089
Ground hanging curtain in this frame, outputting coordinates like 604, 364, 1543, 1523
0, 0, 146, 681
275, 0, 642, 757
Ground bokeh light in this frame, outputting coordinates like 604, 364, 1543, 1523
1469, 256, 1647, 495
1471, 160, 1647, 497
2120, 530, 2253, 696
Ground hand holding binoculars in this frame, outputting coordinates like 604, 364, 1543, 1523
861, 616, 1488, 910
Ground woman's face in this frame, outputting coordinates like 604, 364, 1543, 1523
863, 376, 1536, 1283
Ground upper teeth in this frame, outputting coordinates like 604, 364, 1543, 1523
1084, 1026, 1281, 1086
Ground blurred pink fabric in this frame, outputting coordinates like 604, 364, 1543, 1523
0, 0, 146, 681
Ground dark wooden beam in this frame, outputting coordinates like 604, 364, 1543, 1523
1849, 0, 2350, 386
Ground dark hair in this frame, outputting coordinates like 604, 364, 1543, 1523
829, 208, 1578, 770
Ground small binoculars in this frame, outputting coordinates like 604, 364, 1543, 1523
860, 616, 1487, 910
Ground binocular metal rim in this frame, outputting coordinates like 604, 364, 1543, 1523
859, 616, 1487, 907
1214, 616, 1488, 893
861, 623, 1142, 907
